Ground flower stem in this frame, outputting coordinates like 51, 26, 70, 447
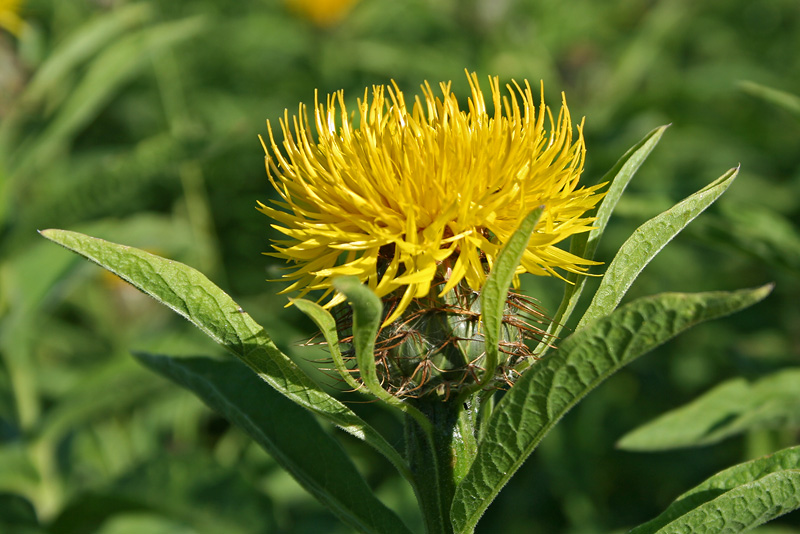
405, 398, 480, 534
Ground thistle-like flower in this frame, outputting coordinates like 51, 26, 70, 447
259, 72, 605, 397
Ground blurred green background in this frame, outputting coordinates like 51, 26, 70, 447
1, 0, 799, 532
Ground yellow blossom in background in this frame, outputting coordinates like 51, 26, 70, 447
0, 0, 24, 36
284, 0, 360, 27
258, 72, 605, 324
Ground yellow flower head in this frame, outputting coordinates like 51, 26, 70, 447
284, 0, 360, 27
258, 72, 605, 324
0, 0, 25, 36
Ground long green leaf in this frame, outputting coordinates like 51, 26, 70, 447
539, 125, 669, 355
38, 230, 403, 474
477, 207, 543, 388
618, 368, 800, 451
332, 277, 431, 433
451, 284, 772, 533
578, 166, 739, 328
134, 354, 412, 534
739, 81, 800, 119
629, 446, 800, 534
292, 297, 413, 482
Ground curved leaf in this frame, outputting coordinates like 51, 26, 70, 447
477, 207, 542, 388
134, 354, 412, 534
292, 297, 414, 482
540, 124, 669, 353
578, 166, 739, 328
451, 284, 773, 533
39, 229, 404, 477
629, 446, 800, 533
618, 368, 800, 451
332, 277, 431, 433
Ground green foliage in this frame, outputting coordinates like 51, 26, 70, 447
37, 229, 408, 480
3, 0, 800, 533
629, 447, 800, 534
452, 286, 772, 534
133, 354, 411, 534
618, 369, 800, 451
578, 167, 739, 328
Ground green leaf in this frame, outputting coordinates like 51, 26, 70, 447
291, 298, 413, 481
291, 298, 365, 394
451, 284, 772, 533
38, 230, 403, 478
618, 368, 800, 451
540, 125, 669, 354
478, 207, 543, 388
578, 166, 739, 328
739, 81, 800, 119
133, 355, 412, 534
332, 277, 432, 434
629, 446, 800, 534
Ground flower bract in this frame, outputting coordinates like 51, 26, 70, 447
258, 72, 605, 324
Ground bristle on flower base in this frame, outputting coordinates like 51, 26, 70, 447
333, 282, 552, 400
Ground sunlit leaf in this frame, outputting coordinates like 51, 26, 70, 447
578, 166, 739, 328
451, 285, 772, 533
629, 446, 800, 534
618, 368, 800, 451
478, 207, 543, 386
134, 355, 413, 534
38, 229, 405, 478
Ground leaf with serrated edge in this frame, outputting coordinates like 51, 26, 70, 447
39, 229, 405, 477
629, 446, 800, 534
451, 285, 772, 533
135, 354, 413, 534
578, 166, 738, 329
540, 125, 669, 353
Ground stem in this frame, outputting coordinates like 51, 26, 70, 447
406, 398, 480, 534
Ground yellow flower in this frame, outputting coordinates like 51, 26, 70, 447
0, 0, 25, 36
284, 0, 360, 27
258, 72, 605, 325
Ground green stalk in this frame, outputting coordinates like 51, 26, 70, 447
406, 398, 479, 534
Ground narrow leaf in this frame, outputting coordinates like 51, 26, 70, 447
451, 285, 772, 533
292, 298, 365, 394
39, 230, 403, 473
578, 166, 739, 328
135, 354, 412, 534
479, 207, 543, 387
739, 81, 800, 119
292, 298, 413, 481
629, 446, 800, 534
542, 125, 669, 353
332, 277, 431, 434
618, 368, 800, 451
